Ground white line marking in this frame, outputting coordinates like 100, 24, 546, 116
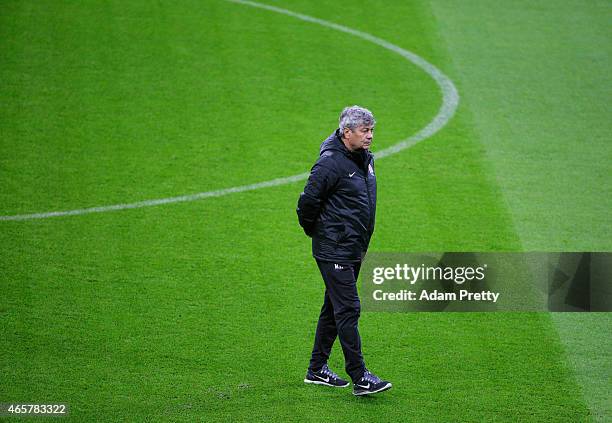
0, 0, 459, 222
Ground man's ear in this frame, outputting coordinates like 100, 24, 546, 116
342, 127, 351, 140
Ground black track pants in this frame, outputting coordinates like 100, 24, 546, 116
308, 260, 365, 383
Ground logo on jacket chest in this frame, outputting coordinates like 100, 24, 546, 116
346, 165, 374, 179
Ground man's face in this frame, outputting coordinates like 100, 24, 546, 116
343, 125, 374, 151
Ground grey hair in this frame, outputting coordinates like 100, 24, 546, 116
339, 105, 376, 133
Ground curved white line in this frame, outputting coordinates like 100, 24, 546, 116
0, 0, 459, 222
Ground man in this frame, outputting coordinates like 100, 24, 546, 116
296, 105, 392, 396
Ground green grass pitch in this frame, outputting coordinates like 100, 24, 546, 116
1, 0, 610, 421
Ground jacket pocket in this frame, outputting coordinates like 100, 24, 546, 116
331, 223, 347, 243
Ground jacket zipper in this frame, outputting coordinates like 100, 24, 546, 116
364, 156, 373, 233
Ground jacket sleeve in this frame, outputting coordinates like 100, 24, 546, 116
296, 155, 338, 237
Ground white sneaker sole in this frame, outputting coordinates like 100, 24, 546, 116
353, 382, 392, 396
304, 378, 350, 388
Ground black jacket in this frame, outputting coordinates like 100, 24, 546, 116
297, 129, 377, 263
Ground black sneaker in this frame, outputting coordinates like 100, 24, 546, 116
304, 364, 350, 388
353, 369, 392, 396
